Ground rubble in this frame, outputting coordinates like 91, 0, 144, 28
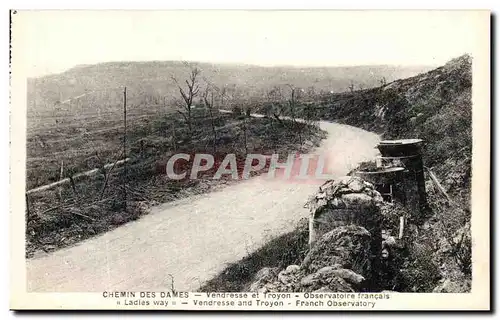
301, 225, 372, 274
248, 267, 280, 292
248, 225, 372, 293
305, 176, 384, 248
247, 175, 403, 293
432, 278, 471, 293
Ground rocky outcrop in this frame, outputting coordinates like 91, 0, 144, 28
301, 225, 372, 275
248, 225, 372, 293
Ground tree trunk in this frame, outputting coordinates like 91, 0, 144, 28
209, 108, 217, 154
243, 116, 248, 154
187, 108, 192, 135
172, 120, 177, 151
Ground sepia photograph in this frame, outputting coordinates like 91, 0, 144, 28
9, 9, 490, 310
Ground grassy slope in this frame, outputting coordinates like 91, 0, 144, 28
26, 109, 326, 258
291, 55, 472, 206
200, 218, 310, 292
204, 55, 473, 292
305, 55, 473, 291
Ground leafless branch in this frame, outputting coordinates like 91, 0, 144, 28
171, 65, 201, 134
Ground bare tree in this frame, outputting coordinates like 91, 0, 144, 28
380, 77, 387, 86
172, 119, 178, 151
218, 85, 228, 109
348, 81, 355, 93
286, 84, 303, 145
267, 85, 284, 124
172, 64, 201, 135
202, 85, 217, 154
242, 115, 248, 155
286, 84, 300, 122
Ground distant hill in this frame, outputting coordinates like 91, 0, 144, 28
27, 61, 433, 115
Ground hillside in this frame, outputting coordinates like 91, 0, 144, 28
276, 54, 472, 206
27, 61, 432, 116
321, 55, 474, 291
206, 55, 473, 293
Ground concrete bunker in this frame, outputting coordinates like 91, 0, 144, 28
355, 138, 428, 221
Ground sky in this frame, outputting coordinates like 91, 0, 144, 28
13, 10, 487, 77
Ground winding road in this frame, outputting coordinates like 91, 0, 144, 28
26, 121, 380, 292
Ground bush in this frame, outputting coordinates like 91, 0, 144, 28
392, 241, 442, 292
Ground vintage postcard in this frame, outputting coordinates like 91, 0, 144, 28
9, 10, 490, 310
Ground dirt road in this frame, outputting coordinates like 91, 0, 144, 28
26, 121, 380, 292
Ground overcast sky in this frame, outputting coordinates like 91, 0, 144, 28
14, 10, 486, 77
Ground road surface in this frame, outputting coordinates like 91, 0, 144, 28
26, 121, 380, 292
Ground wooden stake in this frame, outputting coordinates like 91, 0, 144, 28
58, 160, 64, 201
69, 175, 78, 198
25, 193, 30, 225
243, 116, 248, 154
425, 166, 452, 203
69, 210, 95, 221
399, 216, 405, 239
99, 155, 124, 200
123, 87, 127, 210
172, 119, 177, 151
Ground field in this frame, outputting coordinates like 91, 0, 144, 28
27, 61, 432, 192
26, 88, 326, 257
